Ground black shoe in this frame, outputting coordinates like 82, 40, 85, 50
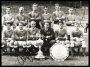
71, 54, 74, 57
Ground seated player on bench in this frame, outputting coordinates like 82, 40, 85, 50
41, 22, 55, 56
2, 23, 14, 53
14, 22, 27, 52
55, 22, 70, 47
15, 7, 28, 29
27, 21, 43, 55
66, 8, 77, 26
70, 23, 87, 56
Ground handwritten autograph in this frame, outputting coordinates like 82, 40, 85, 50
17, 55, 33, 65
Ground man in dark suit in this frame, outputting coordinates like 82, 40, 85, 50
41, 22, 55, 56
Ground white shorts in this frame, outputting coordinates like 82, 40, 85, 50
82, 40, 87, 47
66, 26, 75, 35
3, 26, 13, 31
2, 39, 14, 47
16, 26, 28, 30
27, 40, 43, 47
14, 41, 26, 46
70, 38, 87, 48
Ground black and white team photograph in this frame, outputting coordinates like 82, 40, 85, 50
1, 1, 89, 66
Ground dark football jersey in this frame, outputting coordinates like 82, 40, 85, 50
2, 29, 13, 40
16, 14, 28, 26
52, 11, 64, 24
55, 28, 67, 37
14, 29, 27, 41
42, 13, 52, 21
2, 14, 14, 26
72, 30, 83, 38
27, 27, 40, 40
28, 11, 41, 29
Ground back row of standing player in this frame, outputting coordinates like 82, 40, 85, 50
2, 3, 77, 30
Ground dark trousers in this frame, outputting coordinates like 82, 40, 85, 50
84, 27, 88, 33
70, 46, 81, 56
84, 23, 88, 33
41, 40, 55, 56
30, 45, 39, 55
16, 45, 39, 55
41, 43, 51, 56
35, 21, 41, 29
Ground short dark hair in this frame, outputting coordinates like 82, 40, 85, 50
32, 3, 38, 6
6, 23, 11, 26
44, 6, 48, 11
31, 20, 36, 24
6, 7, 11, 10
44, 22, 51, 26
55, 3, 59, 6
59, 21, 64, 25
18, 22, 23, 26
44, 6, 48, 8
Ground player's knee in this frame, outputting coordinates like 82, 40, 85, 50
37, 40, 43, 46
32, 41, 37, 47
74, 41, 82, 47
70, 40, 74, 44
18, 41, 23, 46
2, 40, 6, 45
70, 41, 75, 47
66, 44, 70, 47
10, 40, 14, 45
82, 41, 87, 48
50, 40, 55, 44
65, 40, 70, 44
14, 41, 18, 46
23, 42, 27, 46
82, 41, 86, 45
27, 41, 32, 46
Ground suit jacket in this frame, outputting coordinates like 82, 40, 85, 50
41, 28, 55, 41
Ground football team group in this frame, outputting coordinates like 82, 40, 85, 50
1, 3, 87, 56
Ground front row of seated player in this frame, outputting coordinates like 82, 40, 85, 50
2, 20, 87, 56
